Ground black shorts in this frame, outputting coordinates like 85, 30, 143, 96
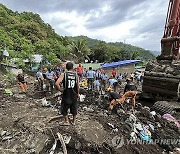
61, 98, 78, 116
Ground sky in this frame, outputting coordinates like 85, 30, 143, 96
0, 0, 169, 51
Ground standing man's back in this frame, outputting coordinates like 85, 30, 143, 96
55, 62, 79, 125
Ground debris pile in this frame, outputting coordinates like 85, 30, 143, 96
0, 78, 180, 154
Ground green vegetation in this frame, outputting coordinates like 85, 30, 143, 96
69, 36, 156, 62
0, 4, 155, 69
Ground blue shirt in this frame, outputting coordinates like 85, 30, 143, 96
101, 74, 108, 80
46, 71, 54, 80
109, 78, 118, 85
56, 67, 62, 75
36, 71, 43, 78
94, 80, 100, 90
87, 70, 95, 79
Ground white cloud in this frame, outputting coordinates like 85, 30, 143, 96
0, 0, 170, 51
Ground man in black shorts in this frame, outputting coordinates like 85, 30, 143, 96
55, 62, 79, 125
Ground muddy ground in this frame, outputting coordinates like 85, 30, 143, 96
0, 77, 180, 154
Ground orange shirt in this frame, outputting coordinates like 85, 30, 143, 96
77, 66, 83, 74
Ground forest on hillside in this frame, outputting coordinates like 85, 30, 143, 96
0, 4, 155, 69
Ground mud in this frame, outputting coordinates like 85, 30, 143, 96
0, 77, 180, 154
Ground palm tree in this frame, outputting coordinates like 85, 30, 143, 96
69, 39, 90, 63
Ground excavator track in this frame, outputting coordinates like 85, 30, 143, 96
152, 101, 180, 115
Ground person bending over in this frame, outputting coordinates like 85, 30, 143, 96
108, 78, 137, 110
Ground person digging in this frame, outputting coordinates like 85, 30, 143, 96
108, 78, 137, 111
55, 62, 79, 126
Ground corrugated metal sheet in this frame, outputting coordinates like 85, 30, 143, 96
101, 60, 141, 68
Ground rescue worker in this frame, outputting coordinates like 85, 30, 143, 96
108, 78, 137, 110
87, 67, 95, 90
111, 68, 116, 78
16, 71, 27, 92
101, 72, 108, 91
55, 62, 79, 125
108, 76, 118, 92
77, 64, 83, 81
45, 68, 55, 93
117, 73, 123, 85
94, 77, 101, 93
36, 68, 43, 90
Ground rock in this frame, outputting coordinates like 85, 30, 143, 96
141, 106, 151, 118
83, 106, 94, 112
34, 135, 49, 153
117, 109, 125, 115
13, 94, 26, 99
68, 139, 82, 150
0, 130, 7, 137
75, 140, 81, 150
2, 136, 13, 141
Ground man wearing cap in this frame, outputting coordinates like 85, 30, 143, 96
55, 62, 79, 125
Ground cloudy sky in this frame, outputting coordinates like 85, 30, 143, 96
0, 0, 169, 51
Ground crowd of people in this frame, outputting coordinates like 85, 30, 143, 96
16, 62, 143, 125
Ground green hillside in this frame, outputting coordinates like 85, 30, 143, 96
0, 4, 71, 68
0, 4, 155, 69
69, 36, 156, 62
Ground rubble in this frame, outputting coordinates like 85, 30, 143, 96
0, 74, 180, 154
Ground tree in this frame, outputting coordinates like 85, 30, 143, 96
69, 39, 90, 63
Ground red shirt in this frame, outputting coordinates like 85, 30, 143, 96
112, 70, 116, 76
77, 66, 83, 74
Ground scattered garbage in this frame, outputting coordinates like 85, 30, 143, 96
107, 123, 115, 129
63, 135, 71, 144
41, 98, 51, 107
80, 94, 86, 102
0, 130, 7, 137
139, 126, 152, 142
0, 73, 180, 154
148, 124, 155, 131
82, 106, 94, 112
134, 123, 143, 131
162, 113, 180, 128
54, 91, 62, 97
4, 89, 13, 95
150, 111, 156, 116
49, 140, 57, 154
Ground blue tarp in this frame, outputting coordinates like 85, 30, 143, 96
101, 60, 141, 68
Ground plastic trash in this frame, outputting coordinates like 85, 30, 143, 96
49, 140, 57, 154
130, 132, 137, 141
150, 111, 156, 116
54, 91, 61, 97
139, 126, 152, 142
107, 123, 115, 129
80, 94, 86, 102
162, 113, 180, 128
63, 135, 71, 144
148, 124, 155, 131
129, 114, 137, 123
41, 98, 50, 107
113, 128, 118, 132
134, 123, 143, 131
4, 89, 13, 95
